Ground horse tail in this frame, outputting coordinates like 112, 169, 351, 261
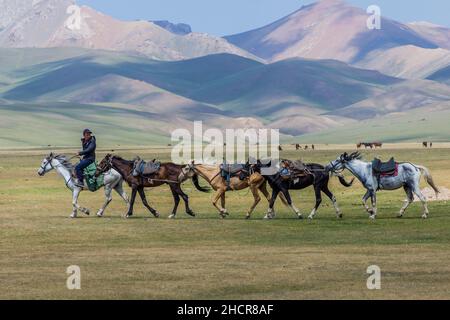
416, 165, 440, 198
338, 176, 355, 187
192, 174, 210, 193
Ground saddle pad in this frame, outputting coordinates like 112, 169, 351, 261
220, 164, 245, 175
84, 163, 104, 192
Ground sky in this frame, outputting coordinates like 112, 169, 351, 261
78, 0, 450, 36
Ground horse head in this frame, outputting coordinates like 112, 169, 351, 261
37, 152, 56, 176
95, 154, 112, 177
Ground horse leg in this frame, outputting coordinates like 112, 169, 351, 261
70, 188, 80, 218
212, 189, 227, 218
265, 189, 279, 219
399, 186, 414, 218
308, 186, 322, 220
246, 184, 261, 219
126, 187, 138, 218
138, 188, 160, 218
322, 185, 342, 218
369, 192, 377, 219
72, 188, 90, 217
168, 184, 180, 219
97, 185, 113, 217
362, 190, 372, 214
114, 183, 130, 217
412, 184, 429, 219
283, 190, 302, 219
179, 186, 195, 217
220, 193, 229, 216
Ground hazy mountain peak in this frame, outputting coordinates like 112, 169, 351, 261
225, 0, 438, 66
152, 20, 192, 35
0, 0, 258, 61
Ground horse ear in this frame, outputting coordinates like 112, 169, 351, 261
191, 160, 195, 165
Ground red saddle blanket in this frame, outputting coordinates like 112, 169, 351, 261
380, 163, 399, 177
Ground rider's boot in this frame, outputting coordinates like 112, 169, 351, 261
74, 179, 85, 188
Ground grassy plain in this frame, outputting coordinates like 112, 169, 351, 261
0, 145, 449, 299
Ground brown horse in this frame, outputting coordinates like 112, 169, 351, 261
95, 154, 209, 218
180, 163, 279, 219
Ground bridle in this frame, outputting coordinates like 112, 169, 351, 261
328, 158, 345, 175
39, 154, 78, 190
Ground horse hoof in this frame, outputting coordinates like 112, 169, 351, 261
245, 215, 251, 220
186, 211, 195, 217
297, 214, 304, 220
422, 214, 428, 219
168, 214, 176, 219
69, 214, 77, 219
84, 209, 90, 216
397, 214, 403, 219
338, 213, 343, 219
154, 212, 160, 218
369, 215, 377, 220
308, 215, 314, 220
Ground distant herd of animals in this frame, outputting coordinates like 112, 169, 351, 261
38, 151, 440, 221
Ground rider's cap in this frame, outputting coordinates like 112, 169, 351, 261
83, 128, 93, 135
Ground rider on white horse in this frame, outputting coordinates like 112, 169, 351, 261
75, 129, 96, 188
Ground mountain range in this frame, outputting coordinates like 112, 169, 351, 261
0, 0, 449, 147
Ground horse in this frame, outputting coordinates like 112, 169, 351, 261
95, 154, 209, 219
179, 162, 278, 219
373, 142, 383, 148
37, 153, 129, 218
327, 152, 440, 219
253, 160, 354, 219
358, 142, 374, 149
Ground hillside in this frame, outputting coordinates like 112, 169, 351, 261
294, 102, 450, 143
187, 58, 401, 114
225, 0, 437, 64
0, 0, 258, 61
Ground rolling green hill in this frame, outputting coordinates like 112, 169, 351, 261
0, 48, 449, 146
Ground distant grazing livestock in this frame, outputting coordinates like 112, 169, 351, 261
423, 142, 428, 148
373, 142, 383, 149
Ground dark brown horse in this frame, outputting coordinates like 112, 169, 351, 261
95, 154, 209, 218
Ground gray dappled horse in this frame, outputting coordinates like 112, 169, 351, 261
38, 153, 129, 218
327, 152, 439, 219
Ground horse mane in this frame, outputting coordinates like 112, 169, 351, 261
54, 154, 75, 171
111, 155, 134, 165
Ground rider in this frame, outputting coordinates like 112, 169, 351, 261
75, 129, 96, 188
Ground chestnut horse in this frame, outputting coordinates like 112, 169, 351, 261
95, 154, 209, 218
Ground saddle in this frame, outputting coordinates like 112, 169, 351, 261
220, 163, 249, 190
84, 163, 104, 192
372, 158, 397, 176
372, 157, 398, 190
133, 158, 161, 177
280, 159, 309, 180
220, 163, 245, 175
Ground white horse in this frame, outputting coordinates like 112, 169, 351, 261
37, 153, 129, 218
327, 152, 439, 219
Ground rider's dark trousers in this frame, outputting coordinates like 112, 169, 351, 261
75, 159, 94, 183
